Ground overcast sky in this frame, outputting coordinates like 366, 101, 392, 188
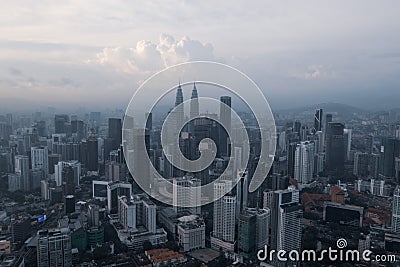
0, 0, 399, 112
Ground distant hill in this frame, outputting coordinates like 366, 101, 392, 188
276, 102, 367, 117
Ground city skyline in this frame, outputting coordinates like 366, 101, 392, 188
1, 2, 400, 266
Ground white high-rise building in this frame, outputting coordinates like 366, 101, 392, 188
31, 146, 49, 179
294, 141, 315, 184
266, 187, 302, 255
15, 155, 30, 191
54, 161, 81, 187
118, 196, 136, 230
392, 186, 400, 234
118, 195, 157, 233
37, 228, 72, 267
211, 179, 236, 251
344, 128, 352, 161
107, 182, 132, 213
172, 176, 201, 215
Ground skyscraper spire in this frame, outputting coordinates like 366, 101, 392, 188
173, 82, 184, 138
191, 82, 198, 99
175, 82, 183, 107
190, 82, 199, 119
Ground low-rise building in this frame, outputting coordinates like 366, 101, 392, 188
177, 215, 205, 252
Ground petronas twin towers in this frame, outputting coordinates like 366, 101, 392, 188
174, 82, 199, 122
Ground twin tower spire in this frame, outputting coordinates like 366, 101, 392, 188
175, 82, 199, 119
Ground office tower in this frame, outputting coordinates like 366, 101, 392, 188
211, 180, 236, 251
61, 166, 76, 196
344, 128, 352, 161
31, 146, 49, 179
64, 195, 75, 214
71, 120, 85, 140
109, 147, 124, 164
0, 121, 11, 143
353, 152, 370, 177
367, 135, 374, 154
132, 128, 151, 191
300, 125, 309, 141
238, 207, 270, 259
190, 82, 199, 120
236, 171, 248, 217
88, 204, 100, 227
314, 109, 323, 132
392, 186, 400, 234
86, 137, 98, 171
314, 131, 324, 154
15, 155, 29, 191
172, 176, 201, 215
118, 196, 136, 229
0, 151, 12, 174
8, 174, 21, 192
55, 114, 69, 134
264, 187, 302, 254
219, 96, 232, 156
294, 141, 315, 184
287, 141, 298, 178
52, 142, 81, 162
103, 137, 114, 163
35, 120, 47, 137
278, 131, 287, 153
325, 122, 345, 174
380, 137, 400, 178
324, 113, 333, 132
118, 195, 156, 233
293, 121, 301, 137
30, 169, 42, 190
369, 153, 380, 179
108, 118, 122, 149
107, 182, 132, 213
267, 173, 289, 191
6, 113, 12, 127
105, 161, 126, 182
11, 215, 31, 247
141, 197, 157, 233
256, 208, 270, 250
37, 228, 72, 267
396, 157, 400, 183
54, 161, 81, 188
48, 154, 60, 175
238, 208, 256, 258
145, 112, 153, 131
41, 180, 49, 200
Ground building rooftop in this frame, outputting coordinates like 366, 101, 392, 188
145, 248, 185, 264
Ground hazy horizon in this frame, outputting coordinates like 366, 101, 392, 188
1, 1, 400, 111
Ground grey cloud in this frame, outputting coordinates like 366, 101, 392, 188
8, 67, 23, 76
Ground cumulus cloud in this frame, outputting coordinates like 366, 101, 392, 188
292, 65, 333, 80
91, 34, 214, 74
